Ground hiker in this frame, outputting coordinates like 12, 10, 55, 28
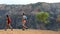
5, 15, 13, 31
22, 13, 28, 30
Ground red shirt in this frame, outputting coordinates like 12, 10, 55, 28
6, 17, 11, 24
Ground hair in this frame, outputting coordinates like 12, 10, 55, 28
6, 15, 9, 17
23, 13, 25, 15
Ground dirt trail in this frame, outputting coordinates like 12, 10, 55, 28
0, 29, 60, 34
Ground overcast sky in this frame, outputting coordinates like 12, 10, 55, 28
0, 0, 60, 4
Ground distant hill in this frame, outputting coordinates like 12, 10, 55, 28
0, 2, 60, 31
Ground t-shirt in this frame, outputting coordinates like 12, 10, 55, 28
23, 15, 27, 20
6, 17, 11, 24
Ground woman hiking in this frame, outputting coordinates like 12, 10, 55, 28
5, 15, 13, 31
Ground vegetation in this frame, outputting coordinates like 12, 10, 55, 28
35, 12, 49, 24
56, 15, 60, 22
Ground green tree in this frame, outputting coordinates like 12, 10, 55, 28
35, 12, 49, 24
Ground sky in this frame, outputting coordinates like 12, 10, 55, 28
0, 0, 60, 4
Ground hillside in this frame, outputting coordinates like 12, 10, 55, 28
0, 29, 59, 34
0, 2, 60, 31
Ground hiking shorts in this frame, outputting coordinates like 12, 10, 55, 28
22, 19, 26, 23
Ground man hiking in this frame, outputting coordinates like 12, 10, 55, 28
22, 13, 28, 30
5, 15, 13, 31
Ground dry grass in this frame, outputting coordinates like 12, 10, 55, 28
0, 29, 60, 34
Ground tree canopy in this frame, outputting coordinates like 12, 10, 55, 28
35, 12, 49, 24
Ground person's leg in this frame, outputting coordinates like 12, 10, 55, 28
22, 22, 26, 30
22, 23, 28, 31
5, 24, 8, 31
23, 20, 27, 28
9, 24, 13, 31
22, 20, 27, 30
22, 22, 28, 29
23, 23, 28, 29
22, 23, 26, 28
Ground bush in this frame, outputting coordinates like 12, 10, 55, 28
35, 12, 49, 24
